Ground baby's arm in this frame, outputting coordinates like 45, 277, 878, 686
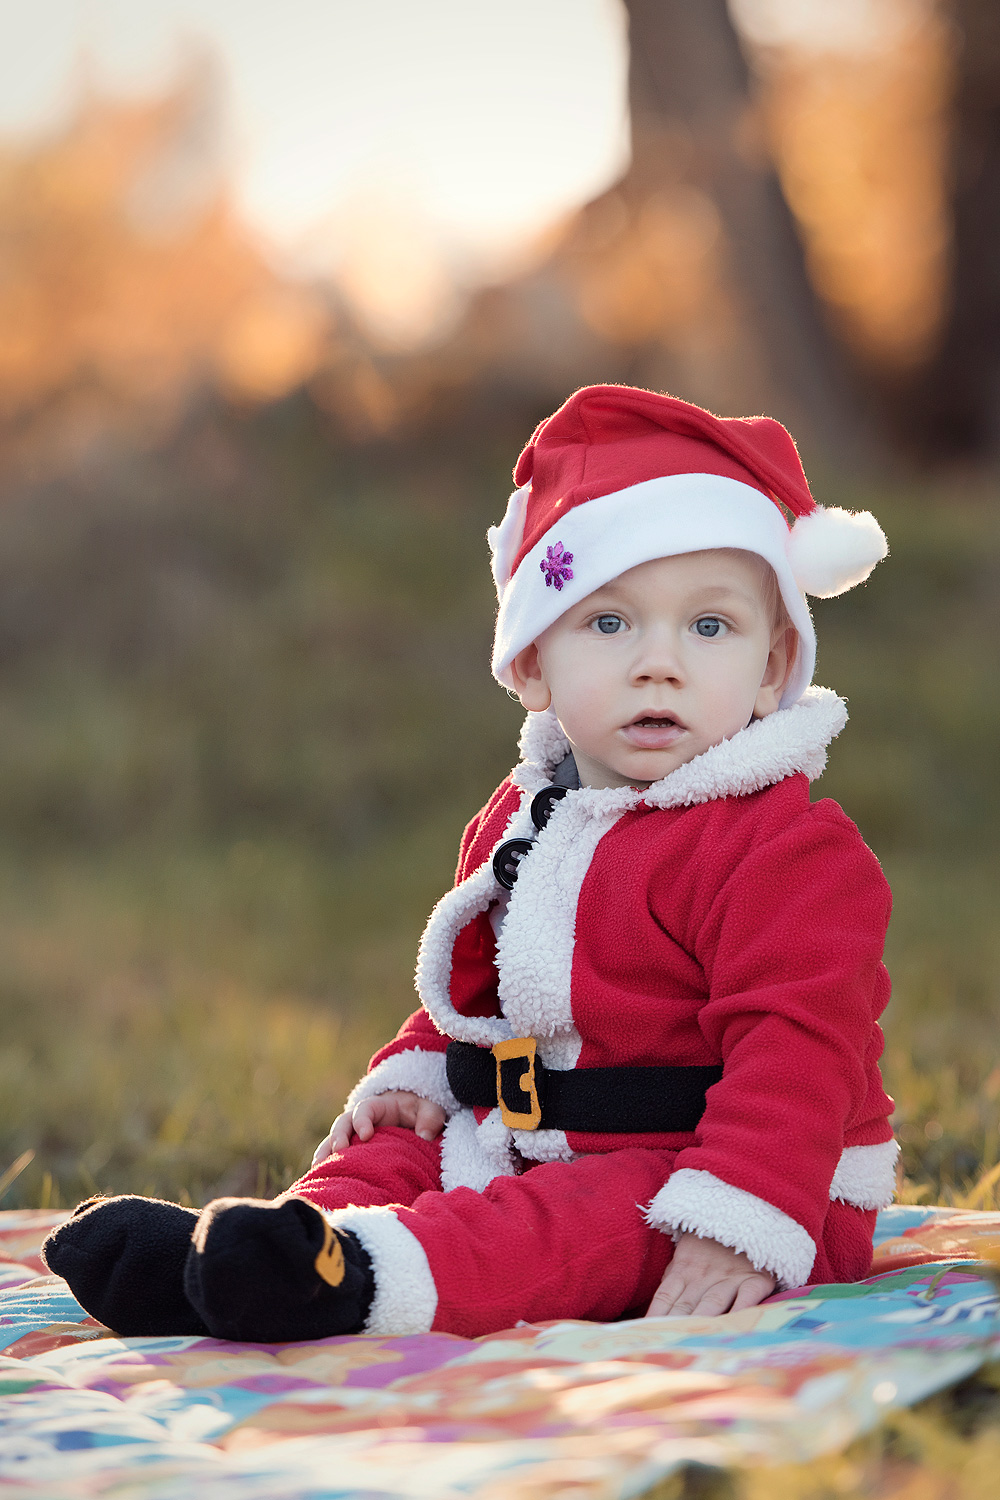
312, 1092, 447, 1164
643, 806, 894, 1294
645, 1233, 775, 1318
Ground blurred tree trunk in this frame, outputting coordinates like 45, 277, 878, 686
904, 0, 1000, 458
622, 0, 875, 465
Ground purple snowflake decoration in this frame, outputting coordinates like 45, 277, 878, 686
540, 541, 574, 591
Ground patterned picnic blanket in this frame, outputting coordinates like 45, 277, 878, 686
1, 1205, 1000, 1498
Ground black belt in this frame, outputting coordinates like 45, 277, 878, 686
446, 1038, 722, 1134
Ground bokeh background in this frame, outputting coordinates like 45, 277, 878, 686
0, 0, 998, 1217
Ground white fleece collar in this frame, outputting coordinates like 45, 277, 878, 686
511, 686, 847, 809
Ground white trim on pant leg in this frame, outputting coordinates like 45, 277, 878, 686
323, 1205, 438, 1335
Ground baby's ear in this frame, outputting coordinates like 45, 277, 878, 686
754, 626, 797, 718
509, 645, 551, 712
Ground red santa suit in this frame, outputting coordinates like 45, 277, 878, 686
292, 688, 897, 1339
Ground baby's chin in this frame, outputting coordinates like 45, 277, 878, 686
578, 740, 710, 790
622, 749, 704, 787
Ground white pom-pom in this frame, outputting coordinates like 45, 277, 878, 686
788, 505, 888, 598
487, 486, 529, 599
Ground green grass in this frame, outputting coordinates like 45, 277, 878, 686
647, 1377, 1000, 1497
0, 820, 468, 1207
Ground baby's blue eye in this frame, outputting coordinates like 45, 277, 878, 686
593, 614, 625, 635
693, 617, 726, 638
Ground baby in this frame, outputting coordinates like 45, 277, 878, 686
43, 384, 897, 1342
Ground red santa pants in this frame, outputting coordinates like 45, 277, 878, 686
291, 1125, 875, 1338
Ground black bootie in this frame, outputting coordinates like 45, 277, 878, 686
183, 1196, 374, 1343
41, 1195, 210, 1337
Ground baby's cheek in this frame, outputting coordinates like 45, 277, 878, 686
554, 686, 614, 748
702, 676, 761, 740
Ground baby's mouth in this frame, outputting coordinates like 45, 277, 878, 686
622, 714, 687, 747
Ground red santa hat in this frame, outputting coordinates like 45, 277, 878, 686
489, 384, 887, 707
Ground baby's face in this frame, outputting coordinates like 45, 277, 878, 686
511, 551, 794, 789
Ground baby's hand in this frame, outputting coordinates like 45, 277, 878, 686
645, 1232, 775, 1318
312, 1092, 447, 1164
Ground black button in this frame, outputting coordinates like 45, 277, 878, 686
530, 785, 569, 830
492, 838, 535, 890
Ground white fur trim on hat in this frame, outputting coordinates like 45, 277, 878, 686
491, 473, 817, 707
788, 506, 888, 598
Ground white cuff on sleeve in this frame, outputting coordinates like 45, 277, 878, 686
343, 1047, 460, 1117
645, 1167, 817, 1289
829, 1140, 899, 1209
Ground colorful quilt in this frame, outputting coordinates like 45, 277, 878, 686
1, 1204, 1000, 1498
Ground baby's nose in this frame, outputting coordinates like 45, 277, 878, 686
628, 623, 685, 684
632, 648, 684, 684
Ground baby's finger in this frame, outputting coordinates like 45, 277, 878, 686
351, 1098, 387, 1141
730, 1275, 775, 1312
326, 1112, 356, 1152
311, 1134, 334, 1165
688, 1280, 739, 1317
414, 1099, 445, 1141
644, 1276, 687, 1318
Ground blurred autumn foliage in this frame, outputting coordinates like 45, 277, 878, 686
0, 0, 991, 474
0, 70, 331, 469
763, 15, 951, 373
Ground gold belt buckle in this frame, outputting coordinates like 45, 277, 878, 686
492, 1037, 542, 1131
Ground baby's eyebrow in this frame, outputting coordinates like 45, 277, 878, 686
688, 584, 761, 607
581, 582, 764, 614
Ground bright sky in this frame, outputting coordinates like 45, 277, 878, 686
0, 0, 631, 276
0, 0, 903, 345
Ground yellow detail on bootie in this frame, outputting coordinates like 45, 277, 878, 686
313, 1216, 346, 1288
